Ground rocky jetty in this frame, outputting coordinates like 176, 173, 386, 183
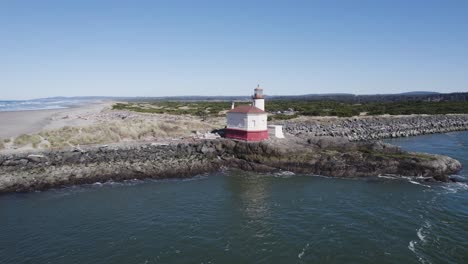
0, 137, 462, 193
283, 115, 468, 141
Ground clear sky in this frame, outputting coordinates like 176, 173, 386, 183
1, 0, 467, 100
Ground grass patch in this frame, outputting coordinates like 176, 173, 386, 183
360, 149, 436, 161
13, 134, 42, 148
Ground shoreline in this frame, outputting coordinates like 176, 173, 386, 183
0, 137, 462, 193
0, 101, 113, 139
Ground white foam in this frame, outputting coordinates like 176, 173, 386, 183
298, 243, 309, 259
417, 227, 426, 243
408, 240, 416, 252
274, 171, 295, 178
417, 221, 431, 244
408, 180, 431, 188
441, 182, 468, 194
378, 175, 398, 180
408, 241, 427, 263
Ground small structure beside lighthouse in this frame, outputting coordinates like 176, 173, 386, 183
225, 85, 269, 141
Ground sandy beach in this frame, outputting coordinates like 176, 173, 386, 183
0, 102, 112, 139
0, 101, 224, 152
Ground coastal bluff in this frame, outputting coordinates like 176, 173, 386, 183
0, 137, 462, 193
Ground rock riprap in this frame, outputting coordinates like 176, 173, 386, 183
282, 115, 468, 141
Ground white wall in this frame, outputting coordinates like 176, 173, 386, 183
247, 114, 268, 131
268, 125, 285, 138
227, 113, 268, 131
253, 99, 265, 111
227, 113, 247, 130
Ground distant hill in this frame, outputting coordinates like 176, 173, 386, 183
29, 91, 468, 104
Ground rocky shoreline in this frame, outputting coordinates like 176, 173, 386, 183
282, 114, 468, 141
0, 137, 462, 193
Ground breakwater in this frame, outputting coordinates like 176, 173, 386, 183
0, 138, 462, 193
283, 115, 468, 141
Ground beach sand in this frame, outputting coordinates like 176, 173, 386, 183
0, 102, 112, 139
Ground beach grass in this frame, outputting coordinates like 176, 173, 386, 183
35, 118, 219, 148
13, 134, 42, 148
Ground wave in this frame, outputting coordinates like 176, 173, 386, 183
0, 98, 97, 112
441, 182, 468, 194
378, 175, 432, 187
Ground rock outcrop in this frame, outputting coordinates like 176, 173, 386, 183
283, 115, 468, 141
0, 137, 462, 193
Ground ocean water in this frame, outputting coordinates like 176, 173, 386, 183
1, 132, 467, 264
0, 98, 97, 112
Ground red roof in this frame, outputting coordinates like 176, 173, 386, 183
227, 105, 266, 114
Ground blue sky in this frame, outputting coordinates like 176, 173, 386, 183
1, 0, 467, 99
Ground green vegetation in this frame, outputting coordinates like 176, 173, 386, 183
0, 140, 4, 149
3, 138, 11, 143
359, 148, 436, 161
114, 101, 468, 118
267, 101, 468, 117
13, 134, 42, 148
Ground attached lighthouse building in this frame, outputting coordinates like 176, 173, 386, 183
226, 86, 269, 141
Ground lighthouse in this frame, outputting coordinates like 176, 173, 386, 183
253, 84, 265, 111
225, 86, 269, 141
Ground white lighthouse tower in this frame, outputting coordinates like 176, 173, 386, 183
252, 85, 265, 111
